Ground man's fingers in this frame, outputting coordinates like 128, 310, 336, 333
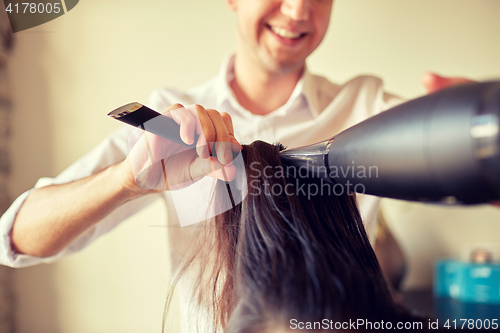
170, 105, 197, 145
221, 112, 242, 152
162, 103, 185, 114
192, 104, 214, 159
184, 104, 205, 137
422, 72, 475, 94
221, 112, 234, 134
153, 104, 239, 187
206, 109, 233, 165
159, 103, 197, 145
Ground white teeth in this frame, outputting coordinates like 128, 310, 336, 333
270, 26, 302, 39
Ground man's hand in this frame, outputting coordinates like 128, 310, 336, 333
11, 104, 242, 257
119, 103, 242, 195
421, 72, 476, 94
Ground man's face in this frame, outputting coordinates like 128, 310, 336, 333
228, 0, 334, 74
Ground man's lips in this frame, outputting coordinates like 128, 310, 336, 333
266, 24, 307, 40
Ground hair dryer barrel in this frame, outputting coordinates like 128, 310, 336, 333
326, 81, 500, 204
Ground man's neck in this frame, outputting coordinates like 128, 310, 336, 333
230, 54, 304, 116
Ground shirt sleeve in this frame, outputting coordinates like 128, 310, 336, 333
0, 92, 174, 268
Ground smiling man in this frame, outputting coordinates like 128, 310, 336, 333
0, 0, 467, 331
227, 0, 334, 115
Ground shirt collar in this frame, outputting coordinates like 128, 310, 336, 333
215, 54, 321, 118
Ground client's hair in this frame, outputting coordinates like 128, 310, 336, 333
165, 141, 418, 332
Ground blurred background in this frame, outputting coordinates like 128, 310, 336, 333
3, 0, 500, 332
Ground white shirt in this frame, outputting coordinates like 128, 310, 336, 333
0, 55, 404, 267
0, 54, 403, 330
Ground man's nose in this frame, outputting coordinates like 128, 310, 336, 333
281, 0, 310, 21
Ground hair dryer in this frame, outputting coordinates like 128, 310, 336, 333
109, 81, 500, 205
280, 81, 500, 204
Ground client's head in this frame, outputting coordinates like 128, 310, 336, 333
166, 141, 417, 333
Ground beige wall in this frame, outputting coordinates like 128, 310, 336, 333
8, 0, 500, 332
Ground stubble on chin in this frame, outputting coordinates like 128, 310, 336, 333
258, 50, 306, 76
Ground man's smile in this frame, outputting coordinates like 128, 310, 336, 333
267, 24, 307, 39
265, 24, 308, 41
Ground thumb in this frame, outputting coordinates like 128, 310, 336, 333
190, 157, 238, 182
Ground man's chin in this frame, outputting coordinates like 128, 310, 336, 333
262, 56, 305, 75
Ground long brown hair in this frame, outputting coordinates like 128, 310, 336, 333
164, 141, 417, 332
